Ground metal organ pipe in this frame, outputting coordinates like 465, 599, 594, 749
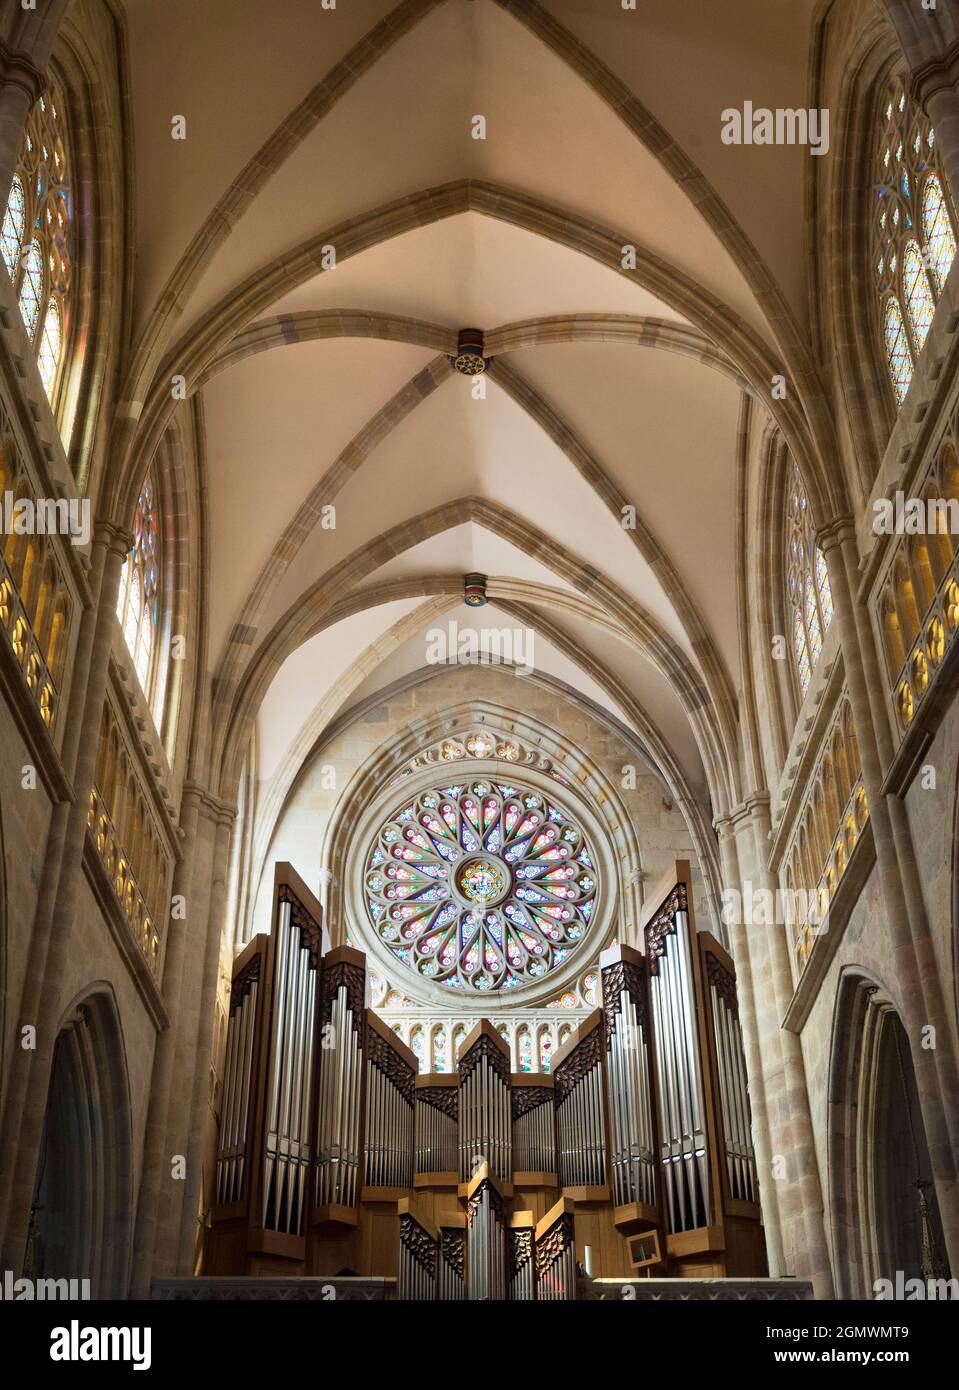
601, 949, 658, 1212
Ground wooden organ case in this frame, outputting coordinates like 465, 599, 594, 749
205, 861, 766, 1295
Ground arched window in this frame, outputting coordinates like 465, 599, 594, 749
874, 80, 957, 405
1, 80, 73, 407
116, 475, 161, 696
786, 463, 834, 697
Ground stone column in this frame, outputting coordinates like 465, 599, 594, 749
821, 523, 959, 1273
913, 45, 959, 216
129, 785, 201, 1296
735, 796, 834, 1295
0, 521, 128, 1272
175, 801, 234, 1271
715, 815, 785, 1276
0, 41, 42, 213
146, 785, 233, 1277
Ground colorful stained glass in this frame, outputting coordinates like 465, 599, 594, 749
116, 473, 162, 697
17, 240, 43, 338
921, 174, 956, 295
815, 549, 834, 629
2, 81, 73, 403
804, 578, 823, 666
36, 296, 61, 396
409, 1027, 426, 1073
883, 296, 913, 404
517, 1026, 534, 1073
873, 80, 957, 404
785, 464, 832, 698
1, 174, 25, 278
793, 609, 811, 695
538, 1032, 554, 1072
902, 238, 935, 353
365, 779, 598, 992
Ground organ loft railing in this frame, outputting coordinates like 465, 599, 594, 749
206, 860, 764, 1292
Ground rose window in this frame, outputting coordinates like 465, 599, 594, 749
364, 780, 598, 992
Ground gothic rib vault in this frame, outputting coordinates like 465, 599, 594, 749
0, 0, 957, 1314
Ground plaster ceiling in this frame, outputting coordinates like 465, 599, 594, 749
117, 0, 822, 823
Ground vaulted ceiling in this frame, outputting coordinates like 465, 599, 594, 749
117, 0, 824, 823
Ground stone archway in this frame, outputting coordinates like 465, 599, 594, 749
828, 972, 948, 1297
23, 990, 134, 1297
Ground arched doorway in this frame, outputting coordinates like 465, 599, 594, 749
828, 973, 948, 1296
23, 991, 133, 1296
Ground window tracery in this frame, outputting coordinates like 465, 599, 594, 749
116, 474, 162, 696
785, 464, 834, 696
1, 81, 73, 406
365, 778, 598, 994
874, 80, 957, 404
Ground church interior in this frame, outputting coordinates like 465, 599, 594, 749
0, 0, 958, 1307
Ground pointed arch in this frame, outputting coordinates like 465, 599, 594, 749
25, 988, 133, 1297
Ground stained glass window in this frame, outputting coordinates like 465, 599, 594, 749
18, 241, 43, 338
902, 239, 935, 352
116, 474, 162, 693
921, 174, 957, 294
538, 1032, 554, 1073
431, 1027, 449, 1073
785, 463, 833, 697
37, 298, 61, 396
883, 296, 912, 404
517, 1025, 534, 1073
1, 174, 25, 278
364, 779, 598, 993
0, 79, 73, 404
874, 79, 957, 405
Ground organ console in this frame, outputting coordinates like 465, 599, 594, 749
205, 859, 765, 1294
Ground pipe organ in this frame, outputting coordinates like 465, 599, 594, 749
206, 860, 765, 1292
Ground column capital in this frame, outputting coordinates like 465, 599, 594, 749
94, 518, 133, 560
911, 40, 959, 112
181, 779, 236, 828
814, 514, 857, 554
0, 39, 46, 106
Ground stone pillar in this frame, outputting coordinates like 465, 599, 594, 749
146, 786, 233, 1277
130, 785, 201, 1296
0, 41, 43, 213
912, 44, 959, 216
175, 800, 234, 1271
0, 522, 128, 1272
734, 797, 834, 1296
715, 815, 785, 1276
820, 524, 959, 1273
